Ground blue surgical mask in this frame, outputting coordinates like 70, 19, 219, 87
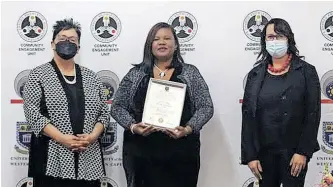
266, 40, 288, 58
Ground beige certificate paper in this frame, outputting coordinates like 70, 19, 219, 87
142, 78, 187, 129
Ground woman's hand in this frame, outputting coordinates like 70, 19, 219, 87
248, 160, 263, 180
58, 134, 89, 151
131, 123, 159, 136
163, 126, 192, 139
71, 122, 105, 152
290, 153, 307, 177
70, 133, 96, 152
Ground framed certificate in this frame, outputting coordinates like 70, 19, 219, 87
142, 78, 187, 129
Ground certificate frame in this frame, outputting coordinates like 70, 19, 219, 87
142, 78, 187, 129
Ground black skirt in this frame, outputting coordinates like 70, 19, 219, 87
122, 131, 201, 187
123, 148, 200, 187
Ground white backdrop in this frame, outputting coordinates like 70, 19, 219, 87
1, 1, 333, 187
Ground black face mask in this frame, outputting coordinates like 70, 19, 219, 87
55, 40, 78, 60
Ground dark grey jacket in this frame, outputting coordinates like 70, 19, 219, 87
241, 57, 321, 164
110, 63, 214, 134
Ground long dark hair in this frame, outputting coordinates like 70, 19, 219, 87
134, 22, 184, 73
256, 18, 303, 65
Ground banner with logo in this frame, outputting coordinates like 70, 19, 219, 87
1, 1, 333, 187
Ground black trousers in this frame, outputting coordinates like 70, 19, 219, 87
258, 149, 308, 187
123, 152, 200, 187
33, 176, 100, 187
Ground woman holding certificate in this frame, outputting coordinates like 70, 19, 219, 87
110, 22, 214, 187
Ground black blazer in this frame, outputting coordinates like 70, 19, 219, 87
241, 57, 321, 165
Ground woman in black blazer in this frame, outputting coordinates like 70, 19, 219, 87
241, 18, 321, 187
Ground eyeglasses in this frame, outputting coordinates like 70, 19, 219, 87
57, 35, 79, 43
265, 34, 287, 41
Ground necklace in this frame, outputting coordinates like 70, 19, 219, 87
267, 54, 292, 73
61, 65, 76, 84
154, 64, 168, 78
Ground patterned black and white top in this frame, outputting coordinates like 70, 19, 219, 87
23, 60, 109, 180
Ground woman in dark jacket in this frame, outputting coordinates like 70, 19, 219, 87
110, 22, 214, 187
241, 18, 321, 187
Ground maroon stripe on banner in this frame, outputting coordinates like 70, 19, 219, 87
239, 99, 333, 104
10, 99, 24, 104
322, 99, 333, 104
